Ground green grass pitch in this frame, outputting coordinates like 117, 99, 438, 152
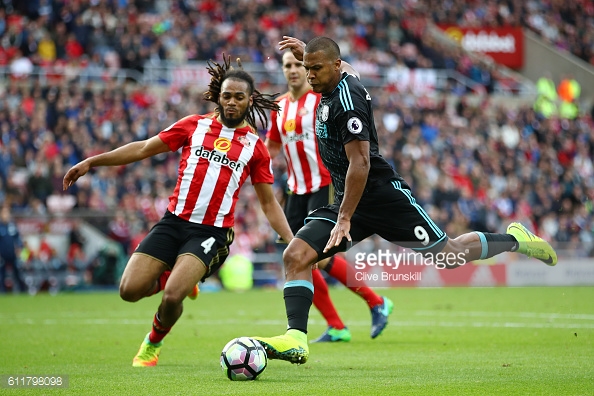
1, 286, 593, 395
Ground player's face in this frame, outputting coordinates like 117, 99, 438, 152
282, 52, 307, 90
218, 78, 253, 128
303, 50, 341, 95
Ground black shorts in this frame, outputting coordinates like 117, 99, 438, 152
296, 180, 448, 261
284, 185, 332, 234
134, 211, 234, 280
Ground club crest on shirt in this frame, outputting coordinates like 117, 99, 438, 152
347, 117, 363, 134
284, 119, 296, 132
321, 105, 329, 122
238, 136, 251, 147
298, 107, 309, 117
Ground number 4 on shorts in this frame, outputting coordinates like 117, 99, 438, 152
201, 237, 216, 253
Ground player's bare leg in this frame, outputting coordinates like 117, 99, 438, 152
119, 253, 199, 301
437, 225, 556, 268
132, 255, 206, 367
119, 254, 168, 302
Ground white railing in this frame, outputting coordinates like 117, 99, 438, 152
0, 65, 144, 85
0, 61, 535, 96
142, 61, 535, 95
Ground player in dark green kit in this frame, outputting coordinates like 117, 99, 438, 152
254, 36, 558, 364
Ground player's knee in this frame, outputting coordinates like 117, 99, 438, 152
282, 246, 310, 271
119, 283, 142, 302
161, 289, 184, 308
436, 238, 468, 269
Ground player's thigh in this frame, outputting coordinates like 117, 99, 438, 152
298, 206, 373, 262
120, 252, 168, 293
178, 226, 235, 281
358, 181, 448, 254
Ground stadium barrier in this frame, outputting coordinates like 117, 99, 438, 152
142, 61, 535, 95
0, 60, 534, 97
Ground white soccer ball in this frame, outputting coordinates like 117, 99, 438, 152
220, 337, 267, 381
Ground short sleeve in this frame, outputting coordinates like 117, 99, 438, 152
332, 77, 372, 145
266, 110, 282, 143
158, 115, 197, 152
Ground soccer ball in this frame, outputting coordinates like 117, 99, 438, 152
220, 337, 267, 381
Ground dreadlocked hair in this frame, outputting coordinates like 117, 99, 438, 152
204, 55, 280, 130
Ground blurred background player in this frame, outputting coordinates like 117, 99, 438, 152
63, 57, 294, 367
265, 51, 393, 342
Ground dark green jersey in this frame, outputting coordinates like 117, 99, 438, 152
315, 72, 403, 204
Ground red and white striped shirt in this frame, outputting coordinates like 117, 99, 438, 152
267, 90, 331, 195
159, 114, 273, 228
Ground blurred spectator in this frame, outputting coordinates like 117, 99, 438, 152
26, 164, 53, 206
38, 237, 64, 272
9, 48, 33, 78
108, 210, 131, 254
0, 205, 27, 292
37, 31, 56, 63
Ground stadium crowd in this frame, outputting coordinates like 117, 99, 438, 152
0, 1, 593, 292
2, 0, 593, 93
2, 77, 592, 258
3, 0, 517, 93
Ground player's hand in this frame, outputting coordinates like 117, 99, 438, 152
63, 161, 91, 190
323, 218, 352, 253
279, 36, 305, 61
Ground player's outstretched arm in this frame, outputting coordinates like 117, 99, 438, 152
253, 183, 294, 244
63, 135, 170, 190
279, 36, 306, 61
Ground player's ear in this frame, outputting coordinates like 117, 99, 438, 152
335, 58, 342, 71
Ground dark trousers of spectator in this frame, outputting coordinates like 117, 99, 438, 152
0, 258, 27, 293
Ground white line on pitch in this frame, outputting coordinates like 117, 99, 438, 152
414, 311, 594, 320
3, 310, 594, 320
3, 318, 594, 329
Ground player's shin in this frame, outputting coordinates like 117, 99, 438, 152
471, 232, 518, 261
149, 312, 171, 344
284, 280, 314, 334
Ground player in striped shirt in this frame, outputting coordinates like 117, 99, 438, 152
63, 57, 294, 367
266, 51, 393, 343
